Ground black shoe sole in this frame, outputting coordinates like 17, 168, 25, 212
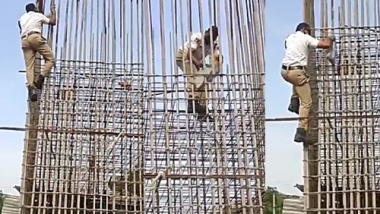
35, 76, 45, 89
35, 82, 43, 90
288, 107, 299, 114
197, 115, 215, 122
203, 118, 215, 122
188, 101, 208, 114
294, 133, 307, 143
30, 94, 38, 102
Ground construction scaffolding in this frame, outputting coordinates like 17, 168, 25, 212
18, 0, 265, 214
303, 0, 380, 213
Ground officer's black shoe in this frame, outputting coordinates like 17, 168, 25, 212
188, 100, 208, 114
35, 75, 45, 90
29, 88, 38, 102
187, 101, 195, 113
294, 128, 307, 143
197, 114, 215, 122
288, 98, 300, 114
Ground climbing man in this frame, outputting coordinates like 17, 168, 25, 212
281, 22, 334, 142
18, 3, 56, 102
176, 26, 223, 122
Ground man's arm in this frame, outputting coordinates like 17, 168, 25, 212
18, 20, 21, 34
40, 8, 56, 25
187, 49, 202, 69
316, 38, 333, 49
211, 40, 223, 64
186, 34, 202, 68
212, 39, 220, 55
306, 34, 333, 49
284, 35, 290, 49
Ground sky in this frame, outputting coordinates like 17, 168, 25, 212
265, 0, 304, 195
0, 0, 305, 197
0, 0, 32, 195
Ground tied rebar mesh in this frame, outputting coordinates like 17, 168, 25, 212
19, 0, 265, 214
143, 1, 264, 213
303, 0, 380, 213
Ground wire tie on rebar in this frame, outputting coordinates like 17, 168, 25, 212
105, 131, 124, 154
150, 171, 165, 191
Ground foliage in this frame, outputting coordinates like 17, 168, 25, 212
265, 186, 286, 214
0, 192, 3, 214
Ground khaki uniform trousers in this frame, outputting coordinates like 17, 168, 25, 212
21, 33, 55, 88
281, 68, 312, 130
175, 50, 208, 106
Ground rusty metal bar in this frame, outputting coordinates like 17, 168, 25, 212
20, 0, 145, 213
142, 1, 264, 214
302, 0, 380, 213
17, 0, 264, 214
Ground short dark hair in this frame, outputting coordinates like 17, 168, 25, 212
209, 26, 218, 37
25, 3, 36, 12
295, 22, 310, 32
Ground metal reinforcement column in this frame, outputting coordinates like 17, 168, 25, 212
302, 0, 320, 212
142, 0, 265, 213
304, 0, 380, 213
20, 1, 49, 214
19, 1, 145, 213
18, 0, 265, 214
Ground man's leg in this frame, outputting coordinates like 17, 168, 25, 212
288, 86, 300, 114
176, 59, 195, 111
295, 83, 311, 127
176, 58, 208, 115
195, 83, 214, 122
293, 83, 311, 142
287, 69, 311, 143
27, 35, 55, 89
22, 49, 36, 88
198, 83, 208, 106
281, 69, 300, 114
22, 39, 38, 102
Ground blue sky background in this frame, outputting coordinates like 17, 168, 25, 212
0, 0, 31, 195
265, 0, 304, 196
0, 0, 304, 196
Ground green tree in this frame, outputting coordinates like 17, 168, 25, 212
0, 191, 3, 214
265, 186, 285, 214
